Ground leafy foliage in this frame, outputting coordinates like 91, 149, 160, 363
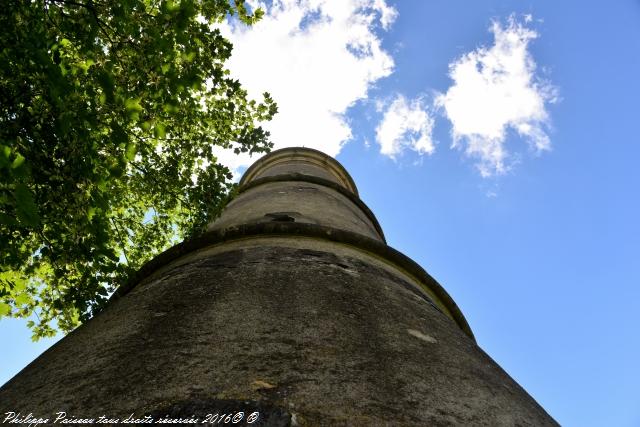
0, 0, 277, 339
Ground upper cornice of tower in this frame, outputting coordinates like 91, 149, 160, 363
239, 147, 359, 197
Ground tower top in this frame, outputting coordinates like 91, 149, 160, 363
239, 147, 359, 196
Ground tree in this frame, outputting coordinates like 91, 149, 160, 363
0, 0, 277, 339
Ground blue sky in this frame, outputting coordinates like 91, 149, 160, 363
2, 1, 639, 426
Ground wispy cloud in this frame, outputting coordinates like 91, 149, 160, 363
375, 95, 435, 158
215, 0, 396, 174
435, 15, 557, 176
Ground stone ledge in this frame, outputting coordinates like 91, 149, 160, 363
110, 221, 475, 341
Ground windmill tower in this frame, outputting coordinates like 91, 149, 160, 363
0, 147, 556, 426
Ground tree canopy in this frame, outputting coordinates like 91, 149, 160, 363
0, 0, 277, 339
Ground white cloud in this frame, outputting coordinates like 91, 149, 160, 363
435, 15, 557, 176
375, 95, 435, 158
373, 0, 398, 30
215, 0, 396, 174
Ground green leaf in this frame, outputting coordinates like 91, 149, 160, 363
125, 98, 143, 112
11, 153, 26, 169
125, 142, 137, 161
0, 302, 10, 317
0, 145, 11, 168
14, 184, 40, 227
97, 70, 115, 102
14, 292, 31, 306
154, 123, 166, 139
0, 212, 18, 226
87, 206, 97, 220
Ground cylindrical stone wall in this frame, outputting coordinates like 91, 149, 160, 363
0, 148, 557, 426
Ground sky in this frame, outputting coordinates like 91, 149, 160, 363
2, 1, 640, 426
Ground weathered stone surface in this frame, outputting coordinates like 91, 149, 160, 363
0, 241, 555, 425
208, 181, 383, 241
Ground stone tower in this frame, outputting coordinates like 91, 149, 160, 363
0, 147, 557, 426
